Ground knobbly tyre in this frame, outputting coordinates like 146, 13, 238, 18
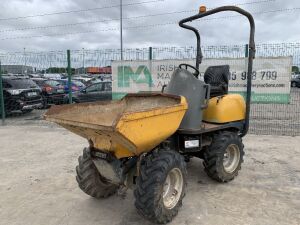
45, 5, 255, 224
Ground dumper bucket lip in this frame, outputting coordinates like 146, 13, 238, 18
44, 100, 118, 117
125, 92, 182, 103
44, 100, 123, 131
125, 92, 181, 99
44, 93, 183, 118
44, 93, 186, 125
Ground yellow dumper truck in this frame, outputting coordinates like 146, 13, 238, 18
45, 5, 255, 224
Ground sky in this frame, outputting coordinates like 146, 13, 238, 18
0, 0, 299, 53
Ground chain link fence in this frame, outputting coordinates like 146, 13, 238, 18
0, 43, 299, 136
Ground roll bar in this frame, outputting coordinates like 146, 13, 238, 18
179, 6, 256, 137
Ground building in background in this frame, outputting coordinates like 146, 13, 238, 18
75, 66, 111, 75
1, 65, 34, 74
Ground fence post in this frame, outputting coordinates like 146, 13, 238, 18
0, 61, 5, 125
149, 47, 153, 92
67, 50, 72, 104
149, 47, 153, 60
245, 44, 249, 57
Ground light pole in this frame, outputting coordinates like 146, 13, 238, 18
82, 48, 85, 74
23, 48, 26, 74
49, 52, 52, 74
0, 60, 5, 124
120, 0, 123, 60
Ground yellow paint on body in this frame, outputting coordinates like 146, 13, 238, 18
45, 94, 188, 159
203, 94, 246, 123
116, 99, 187, 156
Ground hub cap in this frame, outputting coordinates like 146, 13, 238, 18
223, 144, 240, 173
162, 168, 183, 209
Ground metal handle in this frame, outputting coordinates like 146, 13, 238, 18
201, 84, 211, 109
179, 6, 255, 137
161, 84, 167, 93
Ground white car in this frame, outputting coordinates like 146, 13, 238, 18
73, 75, 93, 83
291, 72, 299, 79
43, 73, 63, 80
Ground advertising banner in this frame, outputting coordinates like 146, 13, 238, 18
112, 57, 292, 103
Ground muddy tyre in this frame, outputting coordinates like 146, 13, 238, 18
134, 149, 187, 224
203, 131, 244, 182
76, 148, 118, 198
21, 109, 33, 114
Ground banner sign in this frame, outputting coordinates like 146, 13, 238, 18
112, 57, 292, 103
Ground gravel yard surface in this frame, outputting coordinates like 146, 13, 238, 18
0, 124, 299, 225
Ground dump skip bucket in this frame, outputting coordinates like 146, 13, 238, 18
45, 93, 187, 158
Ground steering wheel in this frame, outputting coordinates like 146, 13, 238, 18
179, 64, 200, 78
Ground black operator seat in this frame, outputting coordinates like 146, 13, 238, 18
204, 65, 230, 97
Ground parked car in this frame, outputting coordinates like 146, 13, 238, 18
55, 79, 86, 93
84, 77, 104, 86
291, 75, 300, 88
60, 73, 68, 79
67, 82, 112, 103
291, 72, 299, 79
72, 75, 93, 85
4, 74, 30, 79
1, 76, 43, 114
97, 73, 112, 81
32, 78, 66, 108
43, 73, 63, 80
28, 74, 43, 79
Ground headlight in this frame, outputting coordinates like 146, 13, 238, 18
7, 89, 22, 95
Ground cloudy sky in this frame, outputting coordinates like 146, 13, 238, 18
0, 0, 299, 53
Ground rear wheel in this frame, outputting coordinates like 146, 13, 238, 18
76, 148, 118, 198
72, 99, 79, 104
203, 131, 244, 182
134, 149, 187, 224
291, 82, 297, 88
42, 97, 49, 109
21, 109, 33, 114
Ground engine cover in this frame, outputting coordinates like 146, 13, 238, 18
203, 94, 246, 123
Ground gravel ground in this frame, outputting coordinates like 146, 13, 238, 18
0, 123, 299, 225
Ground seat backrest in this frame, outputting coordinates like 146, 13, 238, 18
204, 65, 229, 97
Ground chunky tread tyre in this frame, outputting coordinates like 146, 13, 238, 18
203, 131, 244, 182
76, 148, 118, 198
134, 149, 187, 224
21, 109, 34, 114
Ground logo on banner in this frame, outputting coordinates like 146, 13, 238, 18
117, 65, 153, 87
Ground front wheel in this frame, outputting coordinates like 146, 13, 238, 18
134, 149, 187, 224
76, 148, 119, 198
291, 82, 297, 88
203, 131, 244, 182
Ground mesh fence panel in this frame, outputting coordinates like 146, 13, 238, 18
152, 44, 300, 136
0, 43, 299, 135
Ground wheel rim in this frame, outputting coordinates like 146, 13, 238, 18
223, 144, 240, 173
292, 82, 296, 87
162, 168, 183, 209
